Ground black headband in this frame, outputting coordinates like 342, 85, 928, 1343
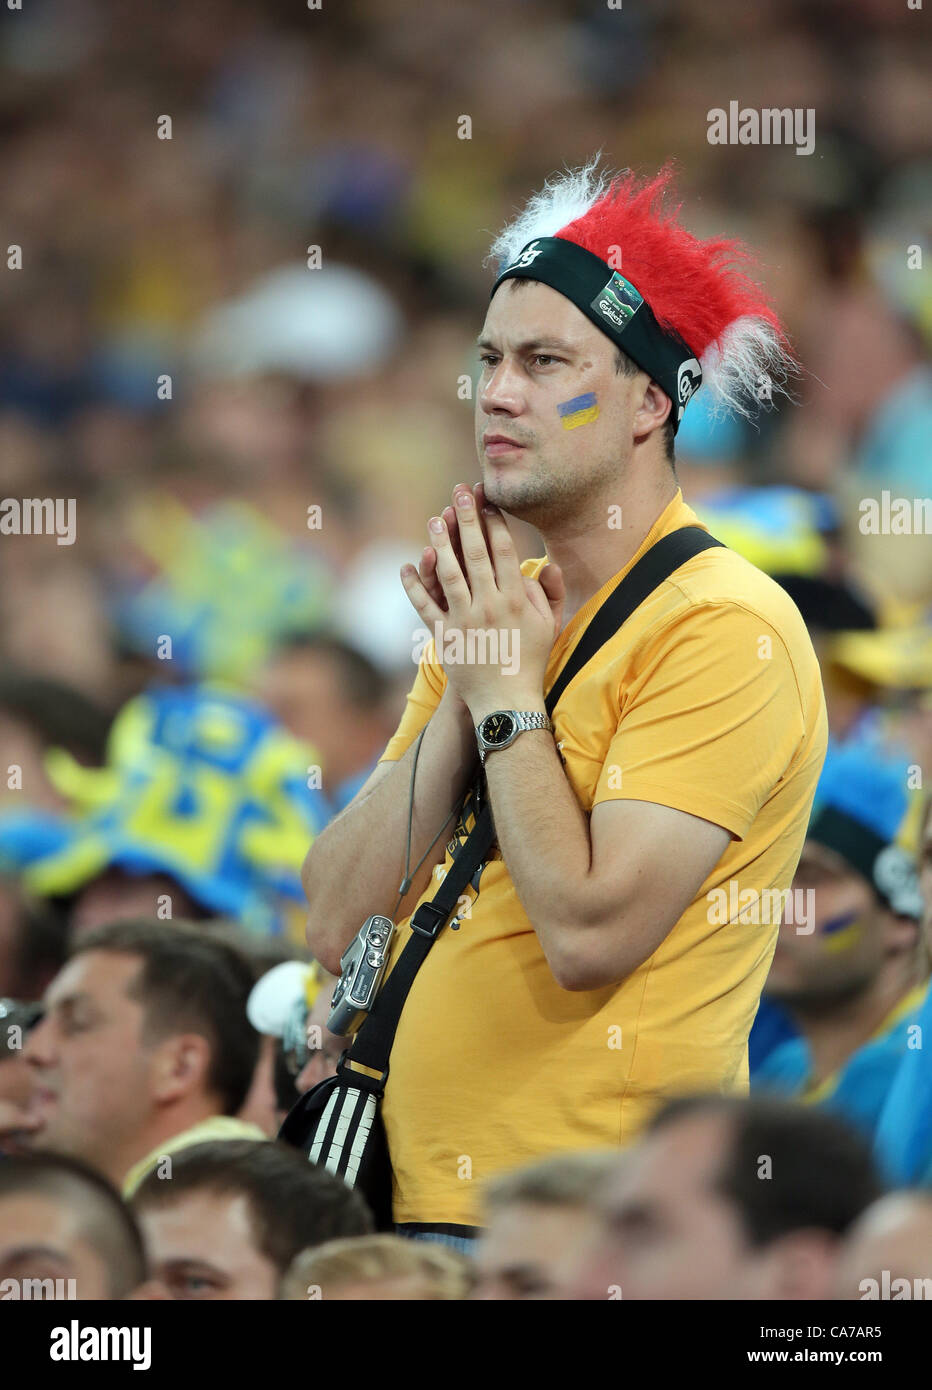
808, 806, 921, 918
490, 236, 702, 434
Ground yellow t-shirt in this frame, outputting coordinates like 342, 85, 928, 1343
375, 489, 828, 1226
121, 1115, 267, 1199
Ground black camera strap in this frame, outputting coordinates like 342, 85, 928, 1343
343, 524, 723, 1080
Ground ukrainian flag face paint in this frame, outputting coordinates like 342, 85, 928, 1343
818, 908, 866, 954
557, 391, 599, 430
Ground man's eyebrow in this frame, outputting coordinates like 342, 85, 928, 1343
476, 335, 578, 354
160, 1258, 225, 1278
44, 991, 93, 1014
1, 1244, 71, 1264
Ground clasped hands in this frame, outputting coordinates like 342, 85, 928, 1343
400, 482, 565, 721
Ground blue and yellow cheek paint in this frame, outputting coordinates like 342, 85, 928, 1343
819, 909, 865, 954
557, 391, 599, 430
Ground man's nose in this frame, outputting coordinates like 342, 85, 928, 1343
22, 1015, 54, 1068
479, 359, 524, 415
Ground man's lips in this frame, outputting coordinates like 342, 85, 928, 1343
26, 1087, 58, 1122
483, 434, 526, 455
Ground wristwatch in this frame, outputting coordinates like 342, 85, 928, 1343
475, 709, 553, 764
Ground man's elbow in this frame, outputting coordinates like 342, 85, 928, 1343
542, 902, 651, 991
304, 913, 344, 977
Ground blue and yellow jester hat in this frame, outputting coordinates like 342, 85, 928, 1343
0, 684, 333, 936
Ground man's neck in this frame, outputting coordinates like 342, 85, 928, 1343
97, 1100, 222, 1189
790, 957, 922, 1088
539, 472, 679, 629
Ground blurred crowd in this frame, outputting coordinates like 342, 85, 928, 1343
1, 0, 931, 1299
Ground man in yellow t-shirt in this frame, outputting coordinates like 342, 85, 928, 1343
303, 162, 827, 1244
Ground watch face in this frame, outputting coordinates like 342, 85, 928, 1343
481, 712, 515, 746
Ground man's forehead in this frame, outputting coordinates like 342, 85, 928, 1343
604, 1114, 728, 1201
798, 838, 859, 877
481, 280, 598, 345
45, 950, 140, 1006
0, 1190, 76, 1241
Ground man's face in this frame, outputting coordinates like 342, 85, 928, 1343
765, 841, 884, 1007
0, 1192, 113, 1299
294, 982, 345, 1096
568, 1115, 753, 1300
473, 1199, 600, 1300
136, 1189, 279, 1300
474, 280, 649, 527
23, 952, 154, 1171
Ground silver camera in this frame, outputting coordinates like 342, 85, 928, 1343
327, 915, 395, 1036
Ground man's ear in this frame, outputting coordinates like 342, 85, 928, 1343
149, 1032, 212, 1106
879, 904, 920, 961
632, 378, 672, 442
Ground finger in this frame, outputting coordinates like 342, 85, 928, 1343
522, 576, 554, 623
447, 487, 494, 583
418, 547, 448, 611
481, 505, 525, 601
450, 486, 497, 596
538, 562, 566, 610
428, 515, 472, 608
400, 560, 446, 627
538, 561, 566, 630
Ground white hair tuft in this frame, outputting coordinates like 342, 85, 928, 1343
484, 152, 618, 272
699, 316, 801, 421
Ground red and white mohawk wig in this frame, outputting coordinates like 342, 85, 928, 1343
486, 156, 797, 424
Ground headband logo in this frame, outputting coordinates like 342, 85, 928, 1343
675, 357, 702, 421
874, 845, 922, 919
506, 240, 545, 272
590, 271, 643, 333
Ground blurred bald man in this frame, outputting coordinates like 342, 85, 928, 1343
835, 1192, 932, 1300
569, 1095, 882, 1300
0, 1153, 148, 1299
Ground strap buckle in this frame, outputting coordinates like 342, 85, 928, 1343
410, 901, 450, 939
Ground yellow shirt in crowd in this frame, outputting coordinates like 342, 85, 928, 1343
376, 489, 828, 1226
122, 1115, 267, 1199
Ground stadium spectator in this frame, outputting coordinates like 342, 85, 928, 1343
473, 1151, 620, 1300
755, 743, 927, 1137
22, 921, 264, 1195
304, 162, 828, 1248
281, 1234, 472, 1300
0, 1152, 148, 1300
132, 1139, 373, 1300
568, 1095, 883, 1300
873, 792, 932, 1184
256, 632, 395, 813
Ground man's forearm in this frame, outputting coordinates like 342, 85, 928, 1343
303, 687, 477, 972
481, 729, 603, 987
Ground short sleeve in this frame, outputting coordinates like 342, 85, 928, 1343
378, 639, 447, 763
592, 600, 807, 840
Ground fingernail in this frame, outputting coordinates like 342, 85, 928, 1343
455, 492, 472, 508
429, 517, 444, 532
